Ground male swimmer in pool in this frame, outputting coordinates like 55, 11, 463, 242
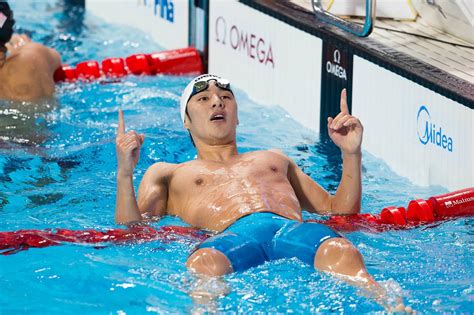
115, 74, 412, 312
0, 2, 61, 102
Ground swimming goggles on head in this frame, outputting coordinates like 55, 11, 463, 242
187, 78, 232, 102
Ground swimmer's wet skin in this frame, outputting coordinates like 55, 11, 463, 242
115, 74, 412, 312
0, 2, 61, 102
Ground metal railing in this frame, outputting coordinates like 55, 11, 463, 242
311, 0, 376, 37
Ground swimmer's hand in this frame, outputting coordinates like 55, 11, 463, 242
391, 302, 414, 314
327, 89, 363, 155
116, 109, 145, 177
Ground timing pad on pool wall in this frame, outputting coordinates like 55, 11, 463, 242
320, 41, 354, 135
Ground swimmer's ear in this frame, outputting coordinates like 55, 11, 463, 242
184, 116, 190, 130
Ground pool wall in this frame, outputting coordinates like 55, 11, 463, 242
86, 0, 473, 191
86, 0, 189, 49
210, 1, 324, 132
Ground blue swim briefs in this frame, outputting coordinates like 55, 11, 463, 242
197, 212, 342, 272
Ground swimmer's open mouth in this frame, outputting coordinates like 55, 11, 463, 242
210, 112, 225, 121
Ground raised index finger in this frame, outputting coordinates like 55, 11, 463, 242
340, 89, 349, 114
118, 109, 125, 135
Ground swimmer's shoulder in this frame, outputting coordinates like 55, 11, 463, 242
8, 43, 61, 73
239, 149, 293, 168
267, 148, 287, 156
146, 161, 179, 177
145, 160, 199, 180
140, 162, 176, 186
250, 148, 291, 160
1, 43, 60, 100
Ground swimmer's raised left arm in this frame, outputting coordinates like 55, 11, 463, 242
285, 89, 363, 215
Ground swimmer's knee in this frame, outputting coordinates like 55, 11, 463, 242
186, 248, 233, 277
314, 238, 368, 277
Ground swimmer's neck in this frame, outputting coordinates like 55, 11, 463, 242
196, 141, 239, 162
0, 50, 6, 68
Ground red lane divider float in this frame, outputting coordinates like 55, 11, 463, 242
1, 188, 473, 255
309, 187, 474, 232
53, 47, 204, 82
0, 225, 209, 256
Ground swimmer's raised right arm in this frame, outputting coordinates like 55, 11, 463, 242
115, 110, 170, 225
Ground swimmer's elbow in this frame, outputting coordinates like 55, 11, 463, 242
346, 196, 362, 214
114, 215, 126, 225
328, 196, 361, 215
333, 209, 361, 216
114, 216, 128, 226
345, 205, 361, 215
114, 212, 143, 226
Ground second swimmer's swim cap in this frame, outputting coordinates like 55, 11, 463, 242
0, 2, 15, 46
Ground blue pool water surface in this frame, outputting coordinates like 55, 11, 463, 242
0, 1, 473, 314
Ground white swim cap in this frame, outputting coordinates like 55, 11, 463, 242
180, 74, 232, 123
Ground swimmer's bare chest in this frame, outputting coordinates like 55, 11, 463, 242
166, 151, 302, 231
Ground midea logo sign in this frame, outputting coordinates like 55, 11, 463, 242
417, 105, 453, 152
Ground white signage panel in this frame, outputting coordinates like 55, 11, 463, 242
209, 0, 323, 132
353, 56, 473, 191
86, 0, 188, 49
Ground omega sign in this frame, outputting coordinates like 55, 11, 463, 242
326, 49, 347, 80
215, 16, 275, 68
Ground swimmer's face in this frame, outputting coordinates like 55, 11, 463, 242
184, 80, 239, 145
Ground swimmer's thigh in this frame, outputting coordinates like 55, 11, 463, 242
271, 221, 341, 266
190, 231, 267, 273
314, 237, 371, 278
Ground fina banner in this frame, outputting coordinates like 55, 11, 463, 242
209, 0, 323, 132
86, 0, 188, 49
352, 56, 473, 191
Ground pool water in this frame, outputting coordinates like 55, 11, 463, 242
1, 1, 473, 314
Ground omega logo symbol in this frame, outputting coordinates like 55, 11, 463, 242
215, 16, 227, 44
333, 49, 341, 64
326, 48, 346, 80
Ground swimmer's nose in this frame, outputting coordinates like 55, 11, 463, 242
211, 94, 225, 109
